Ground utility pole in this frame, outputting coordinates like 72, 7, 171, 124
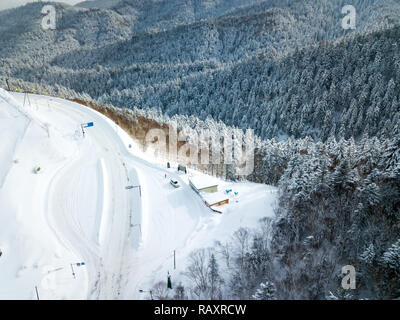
139, 289, 153, 300
35, 286, 40, 300
132, 224, 142, 237
127, 185, 141, 197
44, 124, 50, 138
23, 92, 31, 108
167, 272, 172, 289
70, 264, 76, 279
80, 122, 94, 138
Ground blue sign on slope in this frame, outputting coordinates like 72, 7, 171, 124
83, 122, 94, 128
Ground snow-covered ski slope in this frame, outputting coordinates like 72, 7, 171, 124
0, 89, 277, 299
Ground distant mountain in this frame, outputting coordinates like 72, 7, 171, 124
77, 0, 266, 34
0, 0, 399, 142
76, 0, 121, 9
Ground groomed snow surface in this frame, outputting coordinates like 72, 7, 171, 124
0, 89, 277, 300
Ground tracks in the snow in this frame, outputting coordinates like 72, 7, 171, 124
38, 96, 140, 299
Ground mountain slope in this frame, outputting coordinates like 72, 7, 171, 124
1, 0, 400, 144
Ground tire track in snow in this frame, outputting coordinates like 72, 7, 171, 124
45, 143, 103, 299
41, 97, 138, 299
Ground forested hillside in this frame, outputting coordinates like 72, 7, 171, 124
1, 0, 399, 300
149, 132, 400, 299
1, 0, 400, 141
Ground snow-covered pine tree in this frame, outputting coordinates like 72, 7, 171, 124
252, 282, 277, 300
208, 253, 223, 300
380, 239, 400, 274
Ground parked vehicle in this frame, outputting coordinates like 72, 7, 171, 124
170, 179, 180, 188
178, 164, 186, 173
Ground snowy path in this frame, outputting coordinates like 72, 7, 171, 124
14, 94, 211, 299
1, 90, 277, 299
37, 97, 137, 299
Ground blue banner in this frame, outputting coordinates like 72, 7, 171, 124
83, 122, 94, 128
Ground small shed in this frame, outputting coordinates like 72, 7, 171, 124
202, 192, 229, 208
189, 176, 219, 194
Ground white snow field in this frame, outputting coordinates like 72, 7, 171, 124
0, 88, 277, 300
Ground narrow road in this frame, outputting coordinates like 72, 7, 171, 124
33, 95, 139, 299
11, 92, 211, 300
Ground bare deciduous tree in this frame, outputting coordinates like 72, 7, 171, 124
152, 281, 170, 300
184, 249, 210, 299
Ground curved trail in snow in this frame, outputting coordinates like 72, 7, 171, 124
20, 94, 212, 299
5, 92, 276, 300
41, 97, 138, 299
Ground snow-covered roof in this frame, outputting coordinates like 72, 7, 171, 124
189, 175, 219, 190
201, 192, 229, 206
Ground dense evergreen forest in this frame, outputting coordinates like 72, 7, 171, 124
0, 0, 399, 299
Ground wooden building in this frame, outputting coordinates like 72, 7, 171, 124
189, 176, 219, 193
